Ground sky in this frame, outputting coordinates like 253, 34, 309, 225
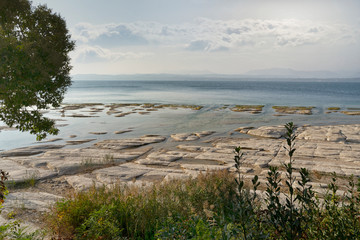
33, 0, 360, 75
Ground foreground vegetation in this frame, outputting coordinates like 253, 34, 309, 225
43, 122, 360, 239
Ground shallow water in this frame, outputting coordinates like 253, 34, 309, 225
1, 79, 359, 151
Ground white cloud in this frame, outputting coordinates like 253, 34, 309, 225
72, 18, 358, 52
73, 23, 148, 46
72, 45, 153, 63
69, 18, 360, 74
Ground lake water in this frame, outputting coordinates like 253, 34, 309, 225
65, 80, 360, 107
1, 79, 360, 151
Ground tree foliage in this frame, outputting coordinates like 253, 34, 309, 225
0, 0, 74, 140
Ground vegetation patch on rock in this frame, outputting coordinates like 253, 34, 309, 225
273, 106, 314, 115
230, 105, 264, 114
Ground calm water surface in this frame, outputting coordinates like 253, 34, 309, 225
1, 79, 359, 151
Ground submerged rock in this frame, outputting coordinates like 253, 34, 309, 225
67, 114, 99, 118
114, 112, 134, 117
171, 131, 215, 141
114, 130, 132, 134
171, 133, 199, 141
138, 111, 151, 115
37, 138, 63, 143
89, 132, 108, 135
66, 139, 96, 145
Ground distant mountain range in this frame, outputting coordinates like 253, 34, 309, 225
244, 68, 360, 79
72, 68, 360, 81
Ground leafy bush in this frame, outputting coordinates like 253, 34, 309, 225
46, 170, 237, 239
0, 170, 9, 208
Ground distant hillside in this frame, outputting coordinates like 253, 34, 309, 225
244, 68, 360, 78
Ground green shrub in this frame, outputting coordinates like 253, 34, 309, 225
46, 170, 238, 239
0, 170, 9, 208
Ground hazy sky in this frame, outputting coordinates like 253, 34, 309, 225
33, 0, 360, 75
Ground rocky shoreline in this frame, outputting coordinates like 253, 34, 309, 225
1, 122, 360, 232
0, 103, 360, 233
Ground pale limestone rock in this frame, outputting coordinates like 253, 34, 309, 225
141, 171, 168, 181
65, 175, 103, 191
0, 144, 64, 157
233, 167, 254, 174
234, 126, 254, 134
326, 129, 346, 142
180, 164, 230, 172
194, 152, 232, 163
95, 135, 166, 150
171, 133, 199, 141
247, 125, 286, 139
94, 166, 149, 184
183, 169, 201, 178
3, 192, 62, 213
120, 162, 184, 175
340, 150, 360, 162
164, 173, 191, 181
177, 145, 203, 151
253, 156, 272, 168
1, 159, 57, 183
297, 124, 360, 143
49, 149, 148, 175
171, 131, 215, 141
136, 159, 170, 166
136, 151, 182, 166
195, 131, 215, 138
13, 147, 151, 175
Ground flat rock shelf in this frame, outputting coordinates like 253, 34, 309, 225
1, 123, 360, 233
